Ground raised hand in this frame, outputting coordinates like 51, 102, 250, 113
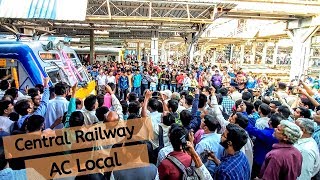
43, 77, 50, 87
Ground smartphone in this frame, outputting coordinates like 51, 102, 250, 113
180, 134, 188, 152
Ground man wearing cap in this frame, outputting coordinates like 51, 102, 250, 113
229, 82, 242, 102
259, 120, 303, 180
160, 90, 172, 104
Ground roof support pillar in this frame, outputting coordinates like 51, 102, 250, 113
90, 29, 95, 64
261, 43, 267, 65
188, 42, 196, 65
240, 44, 245, 65
250, 42, 256, 64
272, 42, 279, 66
151, 30, 159, 65
288, 26, 319, 80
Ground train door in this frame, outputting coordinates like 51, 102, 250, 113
0, 58, 31, 92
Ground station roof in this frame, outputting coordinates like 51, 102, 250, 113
0, 0, 320, 46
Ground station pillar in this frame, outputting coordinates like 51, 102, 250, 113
272, 42, 279, 66
89, 29, 95, 64
261, 43, 267, 65
288, 26, 318, 80
137, 42, 140, 61
250, 42, 256, 64
211, 50, 217, 65
151, 38, 159, 65
240, 44, 245, 65
188, 43, 195, 65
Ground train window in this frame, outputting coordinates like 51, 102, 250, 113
67, 53, 76, 59
46, 69, 69, 85
39, 52, 60, 61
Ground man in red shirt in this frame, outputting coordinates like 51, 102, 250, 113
176, 72, 184, 92
158, 125, 192, 180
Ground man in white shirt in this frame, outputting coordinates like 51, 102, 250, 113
229, 82, 242, 102
45, 82, 69, 129
0, 100, 14, 134
97, 70, 107, 94
294, 118, 320, 180
106, 71, 116, 84
255, 103, 271, 130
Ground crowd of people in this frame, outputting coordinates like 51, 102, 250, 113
0, 59, 320, 180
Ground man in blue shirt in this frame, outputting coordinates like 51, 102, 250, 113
195, 114, 224, 177
118, 71, 129, 100
14, 77, 50, 130
133, 69, 142, 96
210, 123, 250, 180
245, 113, 282, 179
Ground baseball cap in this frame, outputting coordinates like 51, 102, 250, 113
160, 90, 172, 99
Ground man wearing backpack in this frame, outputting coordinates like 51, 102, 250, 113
158, 125, 199, 180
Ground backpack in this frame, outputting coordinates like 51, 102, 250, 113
148, 125, 164, 164
167, 156, 200, 180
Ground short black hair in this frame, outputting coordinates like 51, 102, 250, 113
128, 92, 137, 102
259, 103, 271, 116
5, 88, 18, 99
128, 101, 140, 114
96, 106, 109, 122
147, 98, 159, 111
269, 113, 284, 128
244, 101, 254, 115
0, 100, 12, 116
277, 105, 291, 119
26, 115, 44, 132
97, 94, 104, 108
169, 125, 188, 151
185, 95, 194, 106
235, 112, 248, 129
69, 111, 85, 127
54, 82, 69, 95
242, 92, 252, 101
225, 124, 248, 152
219, 88, 228, 96
300, 98, 315, 111
198, 94, 207, 108
168, 99, 179, 113
14, 99, 30, 116
162, 113, 176, 126
35, 84, 44, 94
84, 95, 97, 111
204, 115, 221, 132
298, 106, 311, 119
179, 110, 192, 127
270, 100, 281, 107
254, 100, 263, 111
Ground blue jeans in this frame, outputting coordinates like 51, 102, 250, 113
170, 84, 177, 92
133, 87, 141, 96
161, 84, 168, 91
150, 86, 157, 92
141, 84, 149, 95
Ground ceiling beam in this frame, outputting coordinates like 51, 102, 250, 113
223, 12, 300, 20
86, 15, 215, 24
